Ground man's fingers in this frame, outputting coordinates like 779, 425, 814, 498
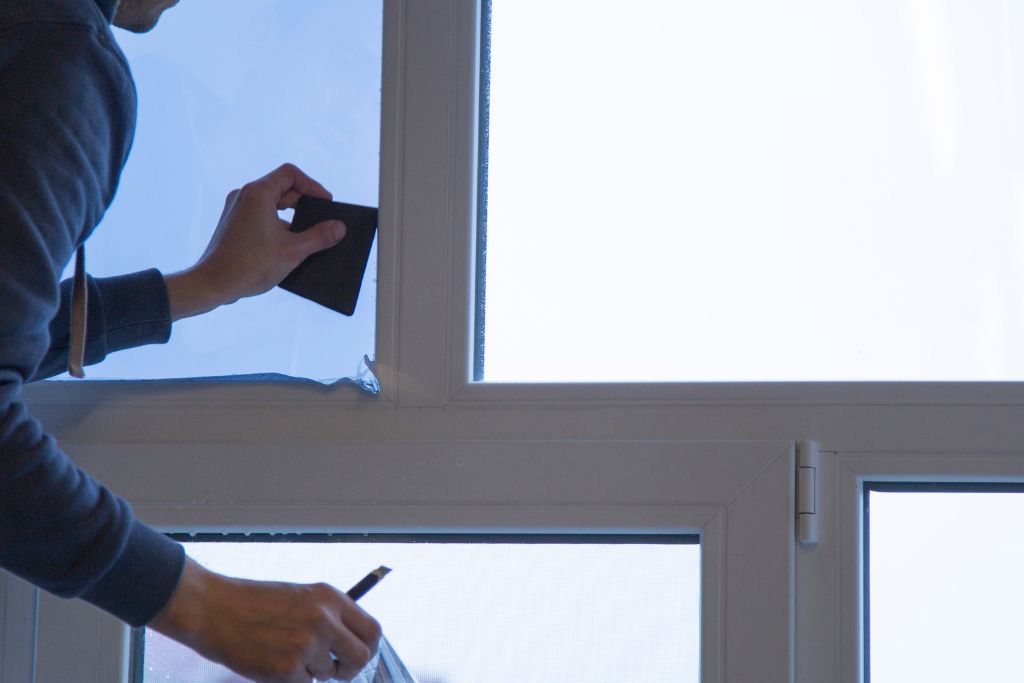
290, 219, 346, 261
341, 604, 382, 649
258, 163, 332, 203
305, 648, 339, 682
328, 630, 375, 680
277, 189, 303, 211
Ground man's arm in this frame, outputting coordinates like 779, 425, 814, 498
0, 18, 187, 624
32, 269, 171, 381
2, 15, 372, 683
32, 162, 348, 380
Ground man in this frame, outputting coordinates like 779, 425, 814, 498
0, 0, 382, 680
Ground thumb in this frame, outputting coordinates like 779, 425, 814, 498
291, 220, 347, 261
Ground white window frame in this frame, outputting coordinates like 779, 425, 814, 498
30, 439, 797, 683
6, 2, 1024, 683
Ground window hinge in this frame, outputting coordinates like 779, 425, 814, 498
796, 440, 819, 546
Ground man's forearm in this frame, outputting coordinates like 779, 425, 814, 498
163, 268, 232, 322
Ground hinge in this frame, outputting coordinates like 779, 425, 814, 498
796, 440, 819, 546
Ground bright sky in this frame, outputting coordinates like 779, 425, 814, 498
483, 0, 1024, 381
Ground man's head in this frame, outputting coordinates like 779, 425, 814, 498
113, 0, 180, 33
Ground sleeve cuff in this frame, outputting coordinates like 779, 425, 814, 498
91, 268, 172, 359
80, 519, 186, 627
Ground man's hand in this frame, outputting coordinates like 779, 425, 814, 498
150, 558, 382, 683
164, 163, 347, 321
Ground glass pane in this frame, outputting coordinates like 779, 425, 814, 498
63, 0, 381, 382
137, 535, 700, 683
866, 485, 1024, 682
478, 0, 1024, 382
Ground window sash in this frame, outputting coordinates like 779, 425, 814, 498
27, 439, 797, 683
830, 451, 1024, 683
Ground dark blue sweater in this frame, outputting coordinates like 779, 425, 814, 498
0, 0, 185, 626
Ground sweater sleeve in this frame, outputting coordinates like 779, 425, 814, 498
0, 22, 184, 625
32, 269, 172, 381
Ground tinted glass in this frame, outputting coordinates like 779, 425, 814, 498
64, 0, 381, 382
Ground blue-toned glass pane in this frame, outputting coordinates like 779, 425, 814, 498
68, 0, 381, 382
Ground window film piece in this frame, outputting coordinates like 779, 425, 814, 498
135, 535, 700, 683
478, 0, 1024, 381
865, 484, 1024, 683
58, 0, 381, 382
351, 637, 419, 683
